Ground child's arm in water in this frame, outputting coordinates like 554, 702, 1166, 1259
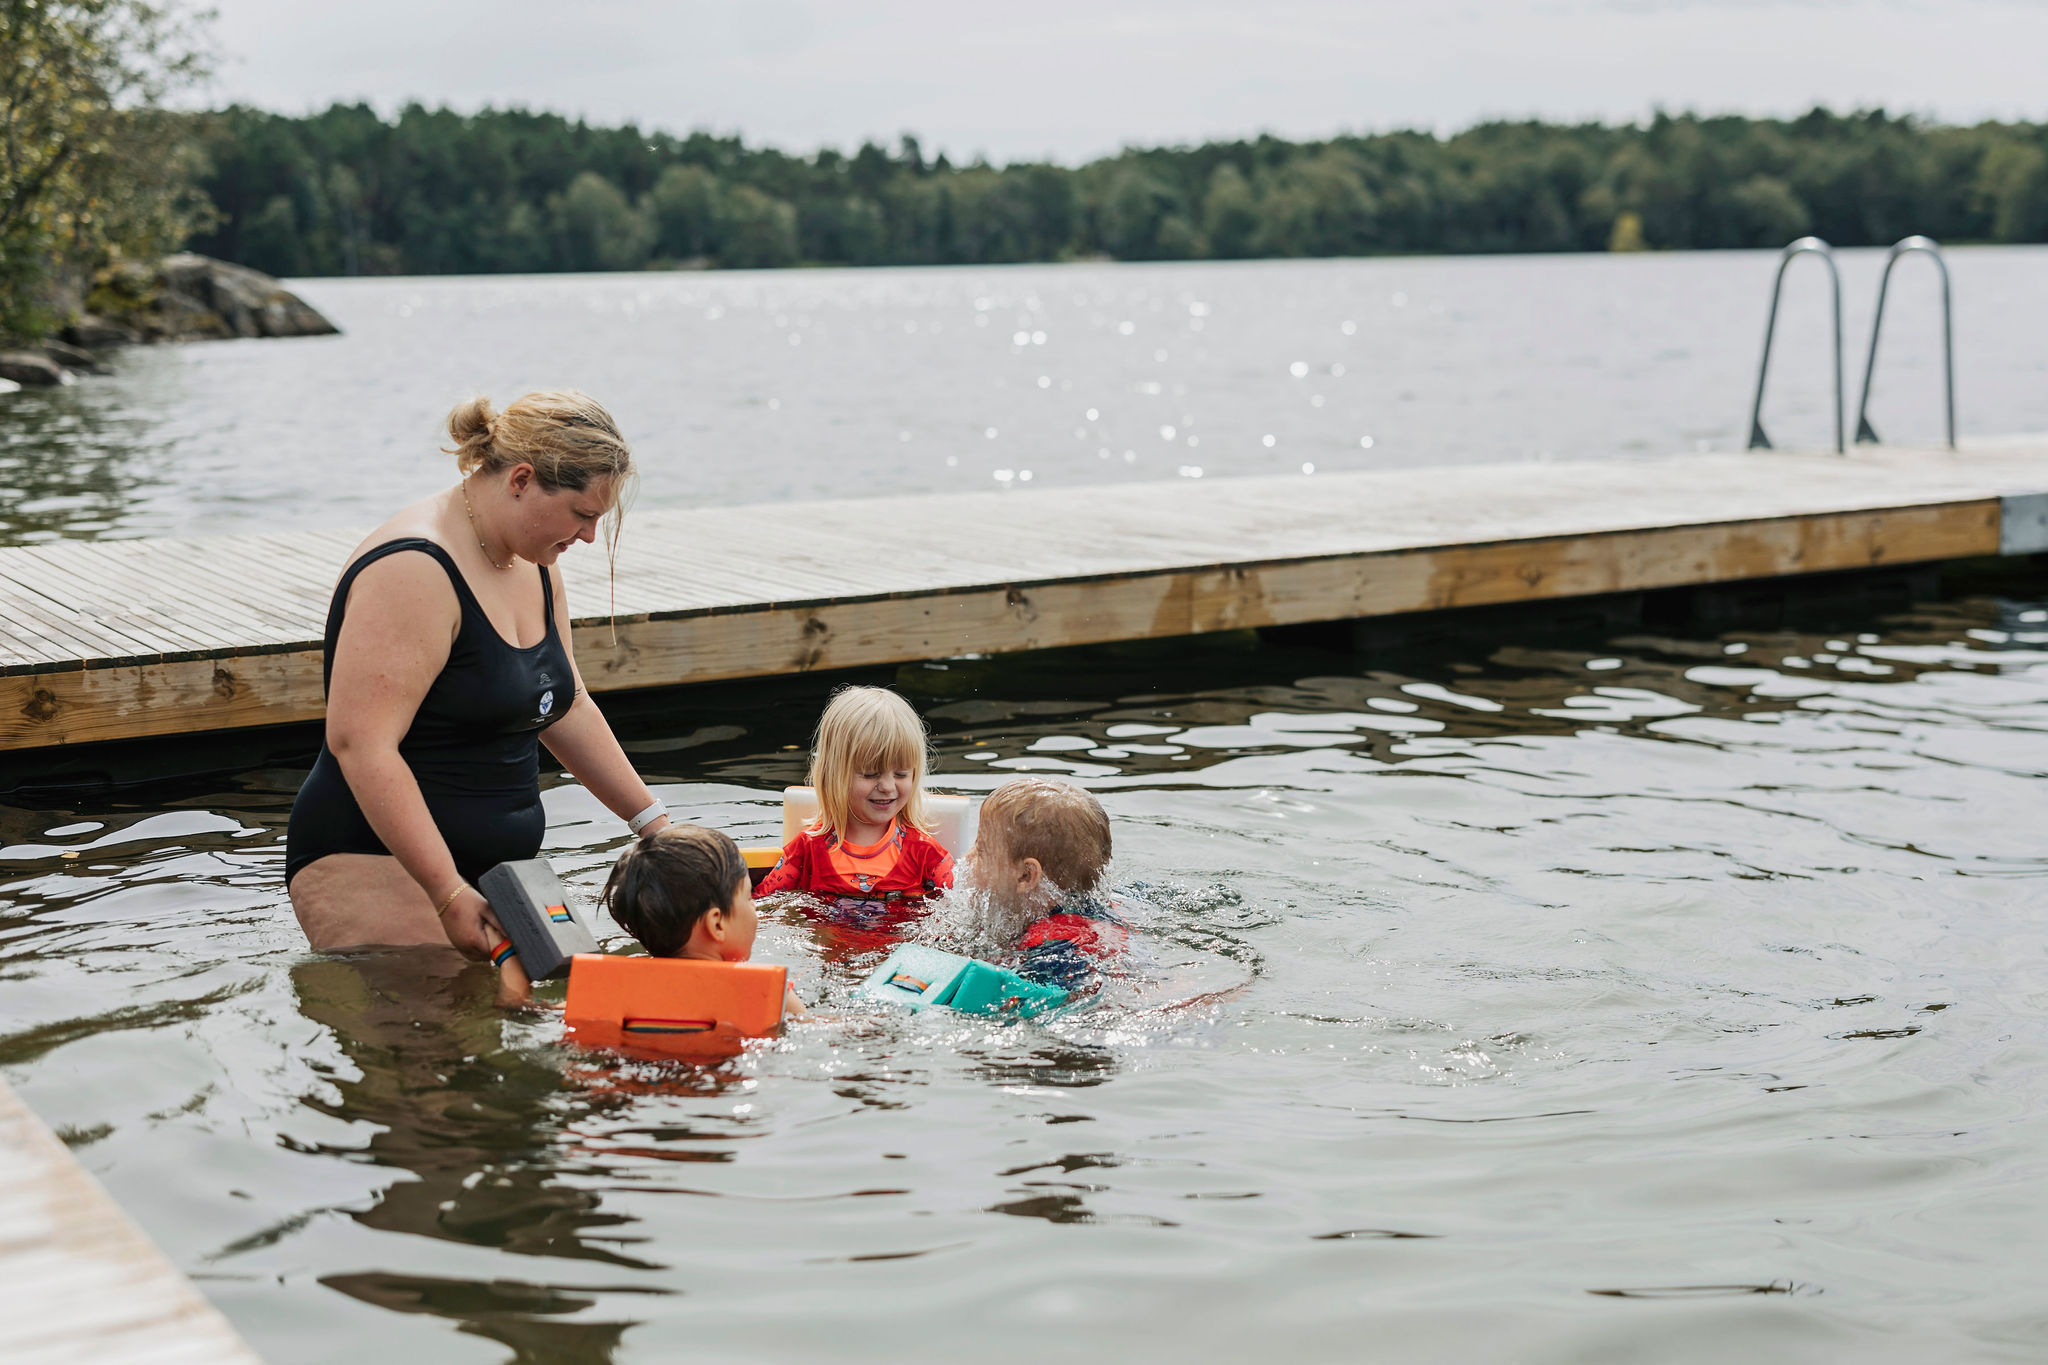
495, 955, 533, 1009
752, 831, 814, 899
494, 955, 563, 1012
784, 985, 807, 1020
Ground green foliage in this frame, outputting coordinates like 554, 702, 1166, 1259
556, 170, 652, 271
172, 104, 2048, 280
718, 184, 799, 268
0, 0, 213, 341
1977, 141, 2048, 243
645, 163, 720, 261
1201, 164, 1259, 258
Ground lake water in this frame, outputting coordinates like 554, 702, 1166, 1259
2, 247, 2046, 545
4, 251, 2048, 1363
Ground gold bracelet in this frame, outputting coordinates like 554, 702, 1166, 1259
435, 883, 469, 918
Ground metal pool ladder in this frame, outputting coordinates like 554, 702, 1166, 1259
1747, 236, 1843, 453
1854, 235, 1955, 449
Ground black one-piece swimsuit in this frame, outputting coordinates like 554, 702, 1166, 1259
285, 538, 574, 887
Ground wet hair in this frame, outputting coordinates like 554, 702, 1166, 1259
601, 824, 749, 958
976, 777, 1111, 894
807, 686, 933, 839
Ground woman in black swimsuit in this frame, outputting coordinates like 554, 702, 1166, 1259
286, 391, 670, 957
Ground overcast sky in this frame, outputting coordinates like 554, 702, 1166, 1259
197, 0, 2046, 163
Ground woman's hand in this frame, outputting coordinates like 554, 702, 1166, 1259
439, 884, 504, 960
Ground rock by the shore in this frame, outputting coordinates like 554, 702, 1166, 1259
60, 314, 139, 349
39, 339, 108, 374
0, 351, 70, 387
92, 253, 340, 344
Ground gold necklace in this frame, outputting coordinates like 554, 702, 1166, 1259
461, 476, 514, 570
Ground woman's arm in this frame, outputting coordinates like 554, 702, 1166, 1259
538, 567, 671, 836
325, 552, 502, 957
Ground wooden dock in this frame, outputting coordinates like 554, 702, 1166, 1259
0, 1078, 262, 1363
3, 437, 2046, 752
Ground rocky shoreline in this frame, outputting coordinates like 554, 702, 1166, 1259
0, 254, 339, 391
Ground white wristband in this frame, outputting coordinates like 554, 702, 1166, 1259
627, 799, 667, 836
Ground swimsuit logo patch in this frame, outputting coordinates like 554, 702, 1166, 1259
538, 689, 555, 718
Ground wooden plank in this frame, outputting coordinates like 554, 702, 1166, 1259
0, 649, 327, 749
0, 1078, 263, 1363
0, 439, 2037, 749
0, 569, 162, 664
569, 501, 2001, 690
48, 538, 301, 621
4, 533, 336, 650
605, 496, 1986, 668
40, 538, 326, 640
74, 550, 317, 647
0, 559, 228, 660
0, 594, 88, 670
0, 545, 262, 660
0, 536, 331, 675
0, 497, 2008, 749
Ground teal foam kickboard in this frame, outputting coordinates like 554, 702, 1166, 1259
859, 945, 972, 1012
945, 960, 1068, 1019
859, 945, 1069, 1017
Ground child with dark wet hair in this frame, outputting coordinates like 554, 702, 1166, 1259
498, 824, 803, 1015
962, 777, 1126, 990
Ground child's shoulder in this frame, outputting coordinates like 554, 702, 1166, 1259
785, 822, 834, 849
900, 821, 949, 852
1019, 895, 1128, 955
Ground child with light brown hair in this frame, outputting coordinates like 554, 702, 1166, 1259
961, 777, 1125, 990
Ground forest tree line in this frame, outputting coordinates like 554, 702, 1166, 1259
8, 5, 2048, 344
188, 104, 2048, 279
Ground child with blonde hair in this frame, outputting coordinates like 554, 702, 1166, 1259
754, 686, 953, 924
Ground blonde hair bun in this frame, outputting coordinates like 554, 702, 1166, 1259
446, 395, 498, 474
442, 390, 633, 494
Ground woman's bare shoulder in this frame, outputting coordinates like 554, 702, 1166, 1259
333, 492, 462, 617
339, 486, 446, 554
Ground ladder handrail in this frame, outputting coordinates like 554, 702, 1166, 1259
1747, 236, 1844, 454
1854, 235, 1955, 449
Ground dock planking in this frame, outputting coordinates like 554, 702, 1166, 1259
3, 437, 2046, 752
0, 1078, 263, 1364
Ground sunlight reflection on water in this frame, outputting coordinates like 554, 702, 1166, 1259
4, 585, 2048, 1359
3, 246, 2044, 545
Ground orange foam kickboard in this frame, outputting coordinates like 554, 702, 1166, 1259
564, 954, 787, 1056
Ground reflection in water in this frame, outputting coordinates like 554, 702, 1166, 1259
288, 951, 697, 1359
0, 376, 167, 542
320, 1273, 642, 1365
9, 247, 2048, 548
6, 579, 2048, 1359
960, 1041, 1119, 1090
